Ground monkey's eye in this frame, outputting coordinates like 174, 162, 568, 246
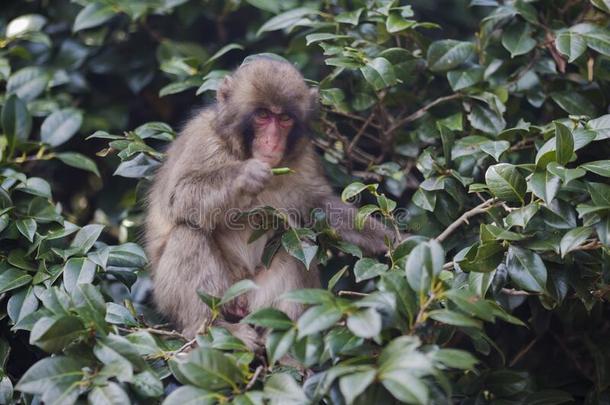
255, 109, 270, 119
279, 113, 292, 122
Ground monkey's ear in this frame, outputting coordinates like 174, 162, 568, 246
217, 75, 233, 103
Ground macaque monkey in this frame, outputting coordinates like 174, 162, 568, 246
145, 57, 391, 346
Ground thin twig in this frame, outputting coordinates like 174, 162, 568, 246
245, 366, 264, 390
348, 110, 377, 156
509, 338, 539, 367
117, 326, 187, 339
575, 240, 603, 251
338, 290, 369, 297
435, 198, 495, 242
172, 338, 197, 356
387, 93, 462, 135
501, 288, 538, 296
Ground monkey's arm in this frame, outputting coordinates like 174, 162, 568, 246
319, 195, 394, 255
167, 159, 271, 231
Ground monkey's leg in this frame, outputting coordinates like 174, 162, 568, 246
153, 226, 261, 348
250, 250, 320, 320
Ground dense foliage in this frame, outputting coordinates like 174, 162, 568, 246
1, 0, 610, 403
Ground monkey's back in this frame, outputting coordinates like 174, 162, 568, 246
144, 109, 228, 271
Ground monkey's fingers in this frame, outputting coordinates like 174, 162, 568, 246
271, 167, 295, 175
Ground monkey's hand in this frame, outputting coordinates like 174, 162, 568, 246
238, 159, 273, 195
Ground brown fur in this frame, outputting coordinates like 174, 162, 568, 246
145, 58, 390, 345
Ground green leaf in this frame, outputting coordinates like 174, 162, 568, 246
346, 308, 382, 338
458, 242, 505, 273
506, 246, 547, 293
412, 188, 436, 212
547, 163, 586, 184
341, 182, 377, 202
297, 304, 342, 338
162, 386, 216, 405
433, 348, 479, 369
529, 170, 560, 205
555, 122, 574, 165
266, 327, 296, 365
0, 267, 32, 294
560, 226, 593, 258
468, 104, 506, 134
6, 14, 47, 38
16, 356, 87, 405
73, 3, 115, 32
175, 347, 244, 390
354, 258, 388, 282
581, 160, 610, 176
339, 368, 376, 404
281, 228, 317, 269
264, 374, 308, 404
281, 288, 334, 304
16, 218, 36, 242
584, 28, 610, 56
105, 302, 138, 326
30, 315, 84, 352
72, 284, 106, 332
70, 224, 104, 254
428, 309, 483, 328
386, 11, 415, 33
447, 67, 484, 91
591, 0, 610, 13
555, 30, 587, 62
382, 376, 428, 405
242, 308, 293, 330
16, 177, 51, 198
40, 109, 83, 147
427, 40, 475, 72
587, 182, 610, 206
480, 140, 510, 161
485, 163, 526, 204
205, 43, 244, 66
502, 22, 537, 57
2, 94, 32, 144
536, 128, 595, 169
355, 204, 380, 230
405, 240, 444, 293
63, 258, 97, 294
88, 382, 130, 405
6, 67, 49, 101
335, 8, 363, 25
257, 8, 316, 35
245, 0, 281, 13
219, 279, 258, 306
56, 152, 100, 177
588, 114, 610, 140
132, 370, 163, 398
159, 77, 202, 97
360, 57, 397, 90
550, 92, 596, 116
305, 33, 350, 46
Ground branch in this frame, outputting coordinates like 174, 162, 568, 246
387, 93, 462, 135
435, 198, 495, 242
501, 288, 538, 297
117, 326, 187, 340
245, 366, 264, 390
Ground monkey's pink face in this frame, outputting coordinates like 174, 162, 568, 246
251, 107, 294, 167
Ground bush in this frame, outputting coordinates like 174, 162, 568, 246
1, 0, 610, 403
